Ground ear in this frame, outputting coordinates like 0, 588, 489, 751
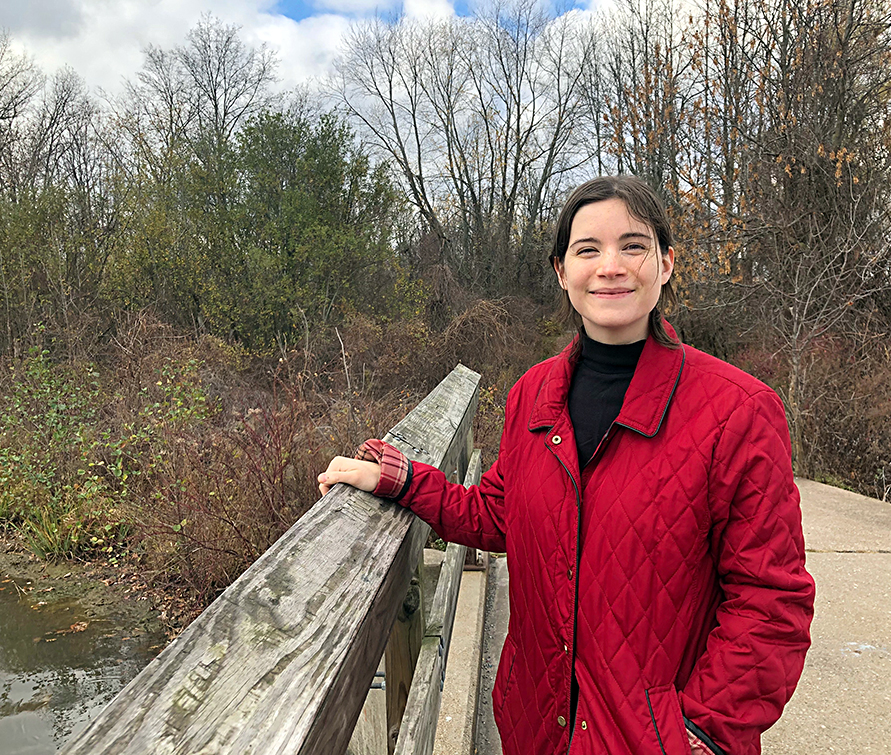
661, 246, 675, 284
553, 256, 568, 290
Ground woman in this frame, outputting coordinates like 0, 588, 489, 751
319, 176, 815, 755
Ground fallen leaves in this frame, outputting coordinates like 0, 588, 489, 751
32, 621, 91, 643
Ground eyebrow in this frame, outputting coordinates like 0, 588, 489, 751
569, 231, 653, 247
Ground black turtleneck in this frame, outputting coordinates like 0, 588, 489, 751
568, 333, 645, 469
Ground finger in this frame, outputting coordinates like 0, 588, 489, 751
317, 467, 341, 496
320, 467, 363, 490
317, 457, 345, 493
318, 457, 354, 488
317, 457, 381, 495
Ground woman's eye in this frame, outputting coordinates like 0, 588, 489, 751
624, 244, 647, 254
578, 247, 599, 256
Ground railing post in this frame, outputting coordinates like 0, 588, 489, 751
391, 449, 483, 755
385, 572, 425, 753
382, 364, 477, 752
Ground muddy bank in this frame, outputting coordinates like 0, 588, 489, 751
0, 540, 204, 638
0, 541, 199, 755
1, 550, 159, 633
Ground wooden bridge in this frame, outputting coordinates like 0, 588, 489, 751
59, 364, 483, 755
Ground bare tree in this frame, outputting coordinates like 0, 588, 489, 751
115, 44, 198, 185
0, 32, 42, 198
176, 14, 277, 145
740, 0, 891, 471
112, 14, 277, 180
669, 0, 891, 471
333, 18, 448, 250
331, 0, 595, 299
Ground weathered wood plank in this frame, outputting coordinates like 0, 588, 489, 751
393, 450, 482, 755
59, 365, 481, 755
393, 636, 443, 755
384, 364, 479, 487
346, 660, 387, 755
378, 363, 480, 754
385, 574, 425, 753
428, 451, 481, 656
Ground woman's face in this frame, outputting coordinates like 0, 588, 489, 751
554, 198, 674, 345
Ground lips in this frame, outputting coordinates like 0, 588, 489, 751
592, 289, 633, 297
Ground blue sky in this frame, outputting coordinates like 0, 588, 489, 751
276, 0, 318, 18
273, 0, 473, 18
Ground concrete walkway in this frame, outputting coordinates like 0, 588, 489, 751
442, 479, 891, 754
433, 563, 488, 755
762, 479, 891, 754
474, 556, 508, 755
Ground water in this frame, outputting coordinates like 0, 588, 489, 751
0, 579, 166, 755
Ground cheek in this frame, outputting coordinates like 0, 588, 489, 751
635, 256, 662, 285
649, 255, 670, 286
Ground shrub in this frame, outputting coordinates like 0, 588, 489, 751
0, 347, 124, 558
134, 372, 411, 600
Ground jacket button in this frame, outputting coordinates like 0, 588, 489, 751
557, 715, 567, 727
567, 568, 573, 580
563, 643, 568, 653
581, 720, 588, 730
552, 434, 562, 445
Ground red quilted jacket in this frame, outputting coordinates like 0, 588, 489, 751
398, 331, 814, 755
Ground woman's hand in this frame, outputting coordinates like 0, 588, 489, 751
318, 456, 382, 496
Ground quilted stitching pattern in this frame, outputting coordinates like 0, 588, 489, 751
403, 333, 814, 755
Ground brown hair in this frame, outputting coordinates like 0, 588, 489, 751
550, 175, 679, 349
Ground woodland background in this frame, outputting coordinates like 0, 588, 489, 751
0, 0, 888, 603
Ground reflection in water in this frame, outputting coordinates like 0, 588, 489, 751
0, 580, 165, 755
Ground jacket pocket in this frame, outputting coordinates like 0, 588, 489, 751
645, 684, 688, 755
684, 716, 727, 755
492, 634, 518, 718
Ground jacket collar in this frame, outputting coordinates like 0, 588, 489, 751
528, 323, 685, 438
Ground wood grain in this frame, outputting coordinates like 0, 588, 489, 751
59, 365, 481, 755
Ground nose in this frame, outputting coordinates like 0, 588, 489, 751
597, 248, 627, 277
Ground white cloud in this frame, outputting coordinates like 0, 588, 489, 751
403, 0, 455, 20
2, 0, 351, 96
4, 0, 590, 101
256, 13, 353, 86
580, 0, 618, 13
0, 0, 84, 38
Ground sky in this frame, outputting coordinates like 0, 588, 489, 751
0, 0, 557, 98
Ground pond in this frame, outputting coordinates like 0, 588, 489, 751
0, 569, 167, 755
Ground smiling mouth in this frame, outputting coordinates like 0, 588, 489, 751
592, 289, 633, 297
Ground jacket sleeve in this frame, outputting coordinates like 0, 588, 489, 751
679, 388, 815, 754
396, 455, 507, 553
388, 383, 526, 554
351, 436, 506, 552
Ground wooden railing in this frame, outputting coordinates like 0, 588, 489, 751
60, 364, 482, 755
